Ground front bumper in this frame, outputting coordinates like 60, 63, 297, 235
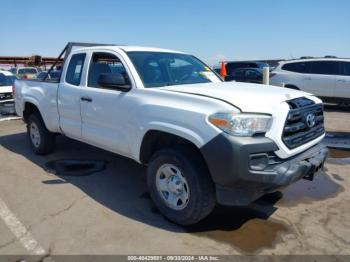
200, 133, 328, 206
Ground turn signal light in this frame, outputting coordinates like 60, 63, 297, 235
209, 118, 228, 126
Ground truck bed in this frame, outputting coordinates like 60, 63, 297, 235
14, 79, 61, 133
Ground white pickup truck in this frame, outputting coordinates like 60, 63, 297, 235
14, 43, 328, 225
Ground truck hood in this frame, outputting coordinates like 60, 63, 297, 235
160, 82, 313, 113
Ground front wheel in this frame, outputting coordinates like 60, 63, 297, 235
27, 113, 55, 155
147, 147, 216, 226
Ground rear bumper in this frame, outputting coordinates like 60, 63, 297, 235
200, 133, 328, 206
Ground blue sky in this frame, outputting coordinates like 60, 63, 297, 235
1, 0, 349, 65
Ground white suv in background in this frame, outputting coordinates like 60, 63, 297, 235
270, 58, 350, 104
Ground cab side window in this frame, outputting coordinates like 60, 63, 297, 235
88, 52, 130, 88
66, 53, 86, 86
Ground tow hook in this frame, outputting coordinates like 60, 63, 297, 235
303, 160, 324, 181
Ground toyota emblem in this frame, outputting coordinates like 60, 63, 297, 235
306, 113, 316, 128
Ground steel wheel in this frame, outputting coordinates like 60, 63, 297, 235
29, 122, 41, 148
155, 163, 190, 210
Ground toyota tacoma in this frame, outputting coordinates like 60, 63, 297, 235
14, 43, 328, 225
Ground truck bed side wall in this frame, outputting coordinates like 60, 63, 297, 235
15, 80, 61, 133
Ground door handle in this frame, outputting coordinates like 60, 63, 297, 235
81, 96, 92, 102
337, 79, 346, 82
304, 77, 312, 80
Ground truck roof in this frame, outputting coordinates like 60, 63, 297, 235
44, 42, 189, 81
74, 45, 187, 54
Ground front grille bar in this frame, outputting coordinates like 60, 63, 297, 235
282, 98, 325, 149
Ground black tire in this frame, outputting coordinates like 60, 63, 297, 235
27, 113, 55, 155
147, 146, 216, 226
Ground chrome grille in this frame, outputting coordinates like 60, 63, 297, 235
282, 97, 325, 149
0, 92, 13, 101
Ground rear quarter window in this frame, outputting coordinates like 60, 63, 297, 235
65, 53, 86, 86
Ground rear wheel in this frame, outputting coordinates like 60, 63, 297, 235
147, 146, 216, 226
27, 113, 55, 155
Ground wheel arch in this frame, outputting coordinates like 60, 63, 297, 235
23, 101, 46, 125
139, 129, 206, 165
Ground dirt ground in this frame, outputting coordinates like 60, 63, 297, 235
0, 105, 349, 258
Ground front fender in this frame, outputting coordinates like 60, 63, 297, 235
145, 121, 206, 148
131, 121, 217, 163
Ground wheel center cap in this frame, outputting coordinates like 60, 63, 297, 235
168, 176, 183, 193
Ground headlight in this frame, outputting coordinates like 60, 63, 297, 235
208, 113, 272, 136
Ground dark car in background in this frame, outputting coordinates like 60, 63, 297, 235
225, 68, 263, 83
214, 61, 269, 81
225, 61, 268, 73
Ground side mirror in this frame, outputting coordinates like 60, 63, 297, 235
97, 73, 131, 92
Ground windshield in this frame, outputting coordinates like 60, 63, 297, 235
0, 74, 16, 86
127, 52, 221, 88
18, 68, 37, 74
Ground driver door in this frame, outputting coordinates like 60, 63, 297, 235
80, 51, 133, 157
